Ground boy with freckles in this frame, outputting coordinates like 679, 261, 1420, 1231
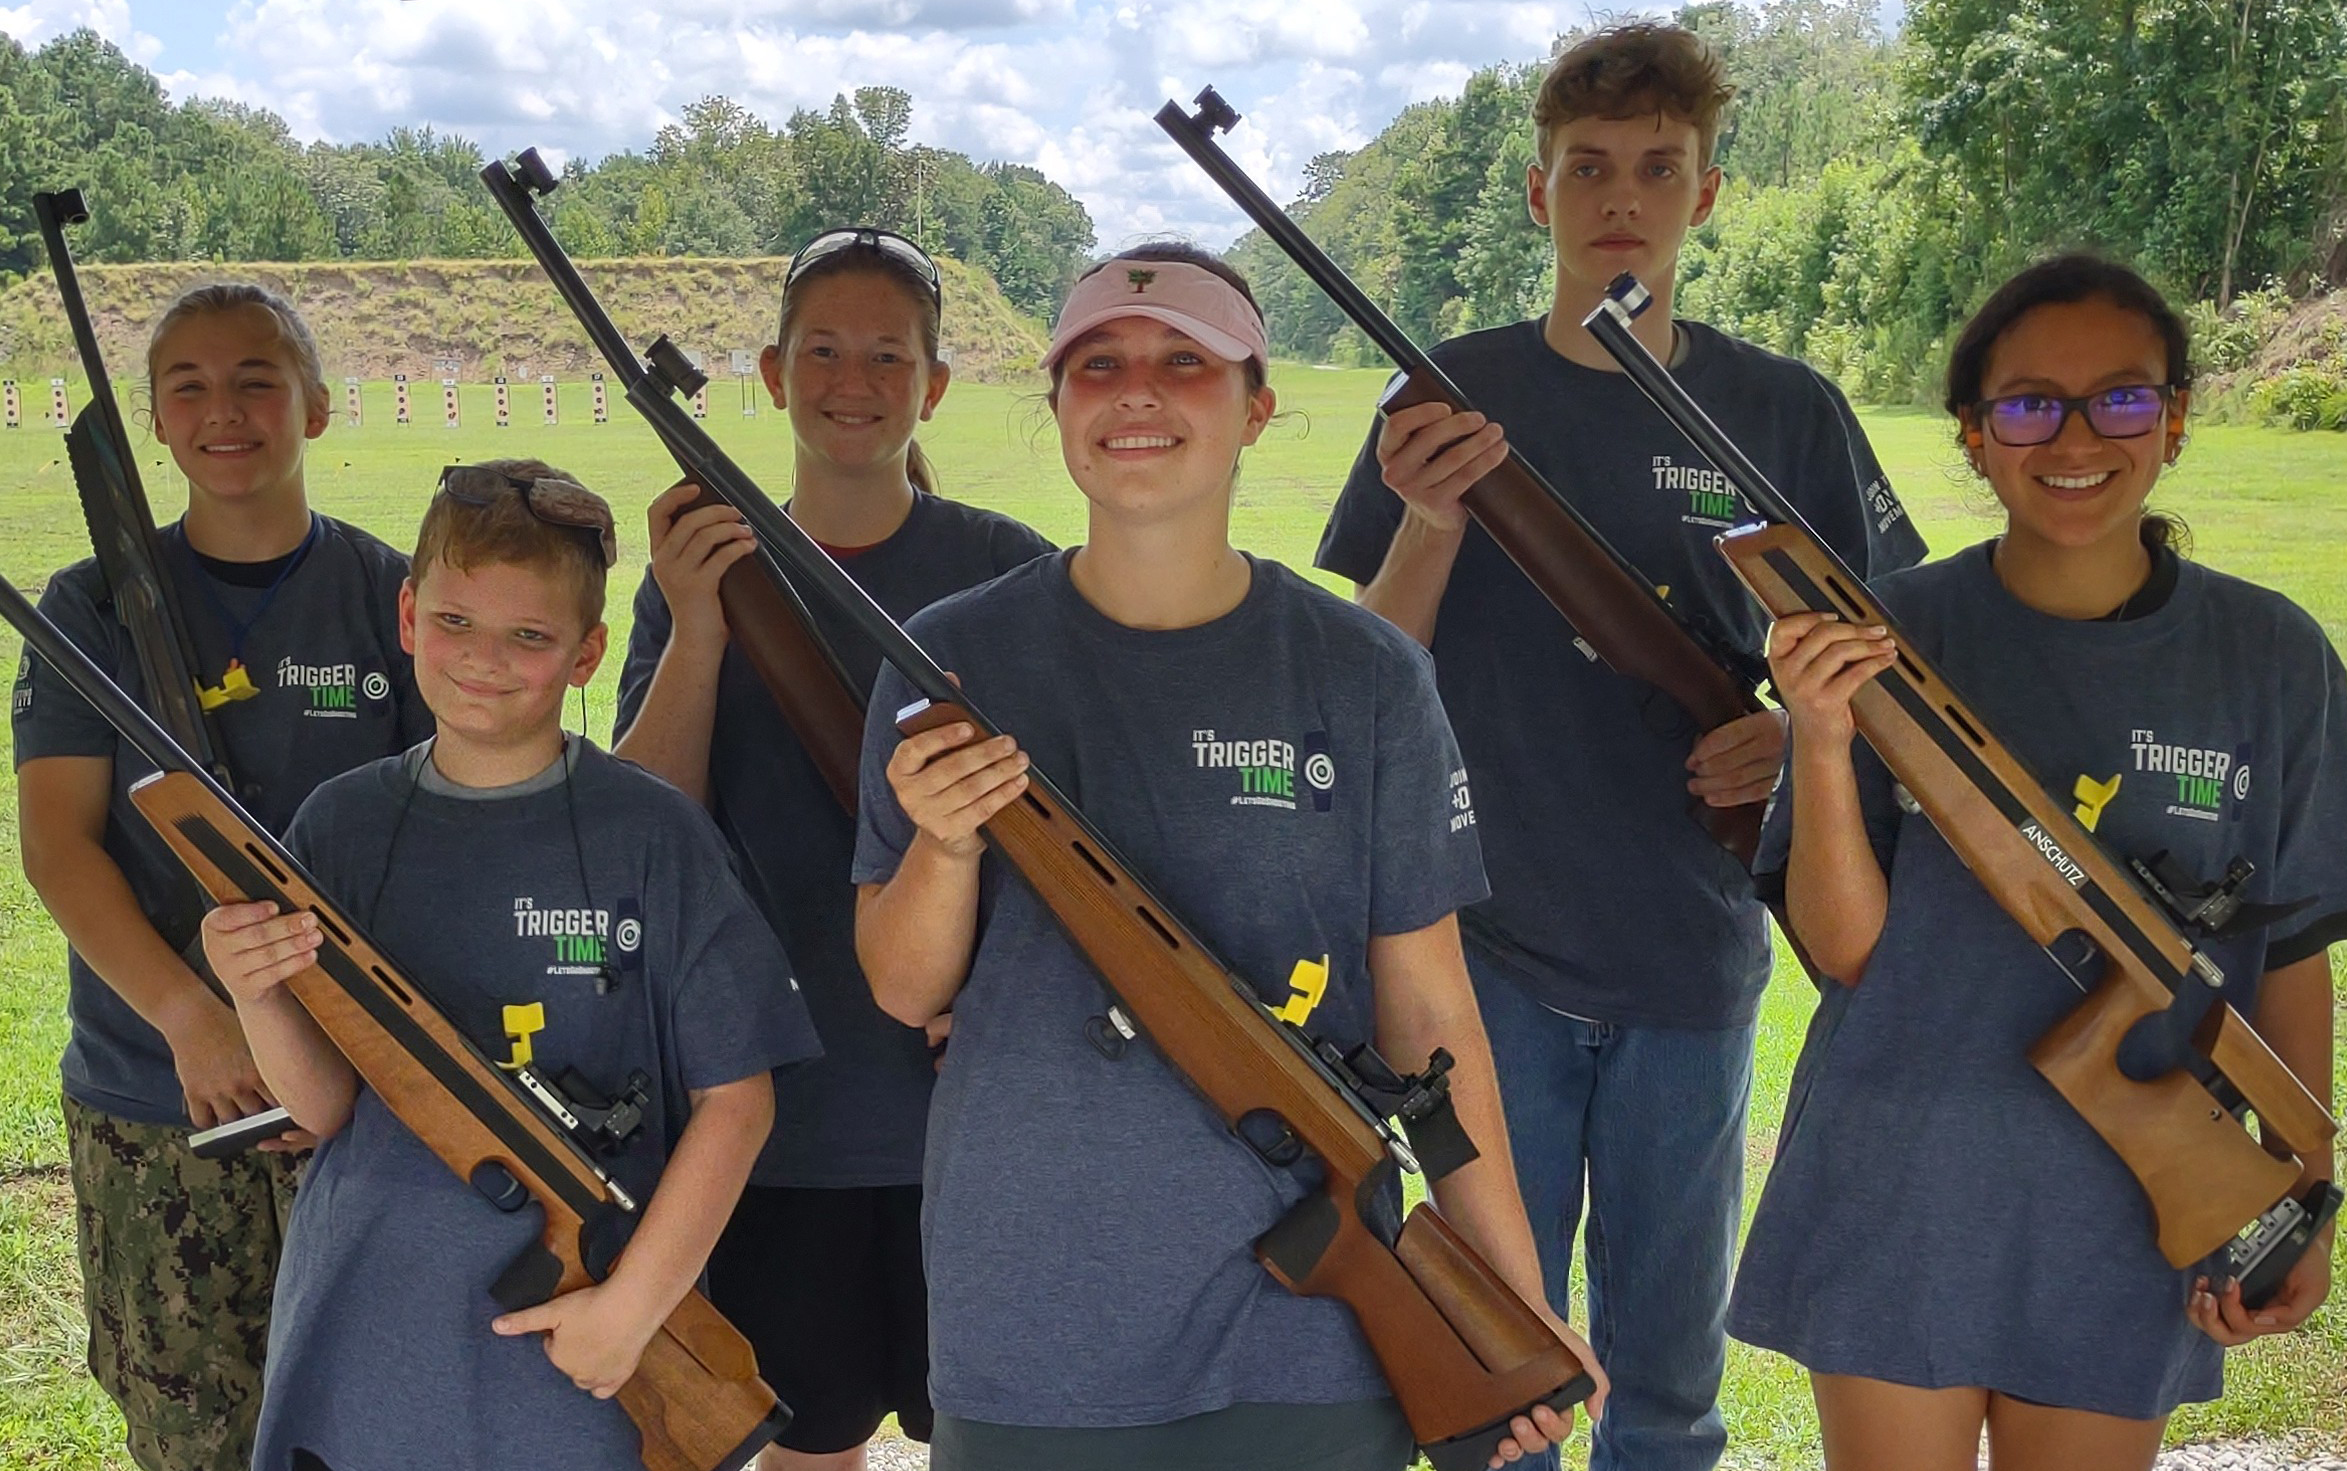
1316, 23, 1926, 1471
200, 461, 820, 1471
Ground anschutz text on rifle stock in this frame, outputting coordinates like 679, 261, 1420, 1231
1585, 273, 2342, 1307
481, 145, 1599, 1469
35, 186, 234, 792
1154, 85, 1769, 869
0, 576, 789, 1471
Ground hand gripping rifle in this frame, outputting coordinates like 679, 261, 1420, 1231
1587, 274, 2341, 1304
0, 579, 788, 1471
33, 188, 236, 794
1157, 88, 1770, 867
483, 148, 1598, 1470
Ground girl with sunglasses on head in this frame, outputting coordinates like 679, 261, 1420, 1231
613, 227, 1051, 1471
12, 283, 431, 1471
1730, 253, 2346, 1470
852, 243, 1604, 1471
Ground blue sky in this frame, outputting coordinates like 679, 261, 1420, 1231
0, 0, 1640, 247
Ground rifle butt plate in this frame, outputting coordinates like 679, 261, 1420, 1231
1417, 1375, 1599, 1471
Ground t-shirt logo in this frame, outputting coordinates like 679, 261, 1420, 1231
277, 656, 385, 718
1448, 767, 1477, 833
1302, 730, 1335, 813
1653, 454, 1741, 529
2130, 729, 2249, 823
1192, 728, 1329, 812
1864, 476, 1910, 535
515, 895, 614, 978
11, 652, 30, 717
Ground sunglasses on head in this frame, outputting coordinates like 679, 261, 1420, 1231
1973, 384, 2176, 447
783, 227, 943, 312
435, 465, 617, 568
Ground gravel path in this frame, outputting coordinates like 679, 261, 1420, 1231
863, 1434, 2347, 1469
2151, 1444, 2347, 1471
867, 1438, 929, 1471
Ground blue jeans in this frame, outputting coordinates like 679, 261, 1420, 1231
1468, 948, 1755, 1471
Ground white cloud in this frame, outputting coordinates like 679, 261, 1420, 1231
0, 0, 162, 60
27, 0, 1611, 248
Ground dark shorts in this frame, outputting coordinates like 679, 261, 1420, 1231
930, 1398, 1415, 1471
705, 1182, 932, 1453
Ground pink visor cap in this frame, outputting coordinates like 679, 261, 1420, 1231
1042, 259, 1270, 372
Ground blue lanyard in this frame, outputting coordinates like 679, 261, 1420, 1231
185, 515, 321, 670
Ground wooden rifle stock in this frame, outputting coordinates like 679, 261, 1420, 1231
677, 487, 865, 811
1157, 90, 1769, 867
1718, 524, 2335, 1268
479, 152, 1595, 1461
900, 701, 1595, 1468
0, 569, 785, 1471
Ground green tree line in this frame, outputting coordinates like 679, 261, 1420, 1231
0, 31, 1095, 317
1230, 0, 2347, 405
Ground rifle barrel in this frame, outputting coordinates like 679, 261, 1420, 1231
479, 158, 964, 714
32, 193, 125, 437
1153, 96, 1428, 373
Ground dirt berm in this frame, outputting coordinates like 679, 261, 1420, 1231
0, 255, 1048, 385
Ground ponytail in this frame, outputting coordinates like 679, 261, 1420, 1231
907, 439, 939, 497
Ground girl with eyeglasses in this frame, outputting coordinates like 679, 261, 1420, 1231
12, 283, 432, 1471
1731, 254, 2345, 1468
852, 243, 1603, 1471
613, 227, 1051, 1471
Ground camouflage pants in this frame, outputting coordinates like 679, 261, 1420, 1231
63, 1094, 299, 1471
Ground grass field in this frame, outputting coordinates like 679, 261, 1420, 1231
0, 369, 2343, 1469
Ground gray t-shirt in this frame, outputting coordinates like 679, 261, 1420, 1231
1316, 319, 1926, 1027
1729, 544, 2347, 1418
251, 741, 822, 1471
615, 492, 1052, 1188
852, 552, 1488, 1427
11, 515, 430, 1124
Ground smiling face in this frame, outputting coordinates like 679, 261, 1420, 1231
1051, 316, 1274, 528
760, 270, 947, 479
1530, 110, 1721, 303
399, 558, 606, 753
1962, 295, 2186, 554
149, 303, 328, 508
